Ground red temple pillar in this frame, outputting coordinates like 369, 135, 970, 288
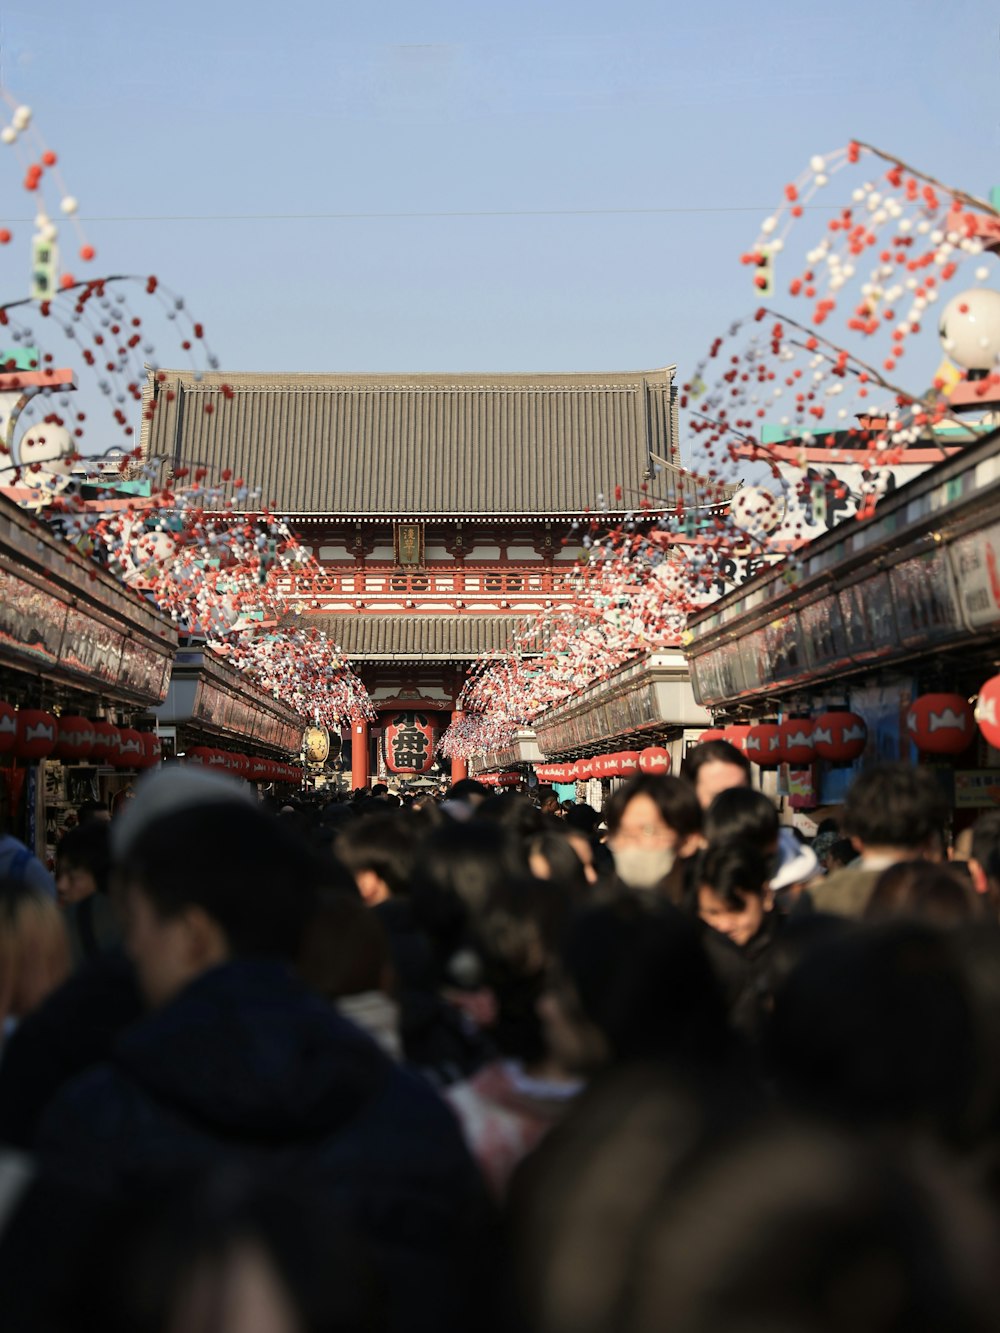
351, 718, 370, 791
450, 709, 468, 785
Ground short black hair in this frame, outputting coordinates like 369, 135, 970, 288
604, 775, 702, 842
696, 843, 770, 908
56, 820, 112, 894
120, 803, 342, 961
446, 779, 490, 803
703, 788, 779, 852
334, 813, 421, 897
971, 810, 1000, 882
842, 764, 949, 851
682, 739, 752, 786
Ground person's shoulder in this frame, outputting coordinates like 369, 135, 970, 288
808, 866, 881, 916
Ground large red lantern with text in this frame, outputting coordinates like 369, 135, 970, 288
136, 733, 162, 769
976, 675, 1000, 751
907, 693, 975, 756
14, 710, 57, 760
777, 717, 816, 766
639, 747, 671, 775
384, 711, 436, 775
114, 728, 145, 769
722, 724, 752, 756
0, 703, 16, 754
813, 711, 868, 763
90, 722, 121, 765
52, 716, 95, 762
746, 722, 782, 767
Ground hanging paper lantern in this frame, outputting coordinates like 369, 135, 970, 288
976, 675, 1000, 751
228, 753, 251, 778
114, 728, 145, 769
384, 711, 436, 775
497, 772, 520, 787
723, 724, 752, 756
90, 721, 121, 765
698, 728, 726, 745
813, 711, 868, 763
575, 758, 594, 781
617, 751, 641, 775
0, 702, 16, 754
52, 715, 95, 762
906, 693, 975, 756
249, 756, 272, 782
777, 717, 816, 766
639, 747, 671, 775
15, 710, 57, 760
746, 721, 783, 767
185, 745, 214, 766
207, 750, 230, 770
136, 733, 162, 769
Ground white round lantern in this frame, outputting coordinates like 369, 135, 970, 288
939, 288, 1000, 372
18, 421, 74, 474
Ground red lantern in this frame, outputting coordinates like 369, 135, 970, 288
907, 693, 975, 756
746, 722, 782, 767
976, 675, 1000, 751
699, 728, 727, 745
0, 702, 16, 754
228, 753, 251, 778
723, 724, 752, 756
384, 711, 436, 775
639, 746, 671, 775
249, 756, 271, 782
575, 758, 594, 781
52, 716, 95, 762
136, 733, 162, 769
185, 745, 213, 766
207, 750, 230, 771
90, 722, 121, 766
14, 710, 57, 760
813, 711, 868, 763
115, 728, 144, 769
617, 751, 641, 775
777, 717, 816, 766
497, 772, 519, 787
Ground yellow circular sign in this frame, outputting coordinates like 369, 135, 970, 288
303, 725, 331, 765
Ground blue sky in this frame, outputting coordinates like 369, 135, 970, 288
1, 0, 998, 454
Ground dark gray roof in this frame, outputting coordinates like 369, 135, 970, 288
142, 367, 680, 516
289, 613, 536, 660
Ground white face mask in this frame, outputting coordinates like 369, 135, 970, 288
612, 844, 677, 890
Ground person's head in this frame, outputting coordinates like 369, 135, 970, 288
446, 778, 490, 809
412, 818, 528, 920
77, 798, 110, 825
539, 897, 729, 1076
842, 763, 950, 860
55, 819, 112, 907
536, 786, 560, 816
695, 843, 773, 948
826, 837, 856, 871
703, 787, 779, 856
0, 879, 71, 1026
864, 860, 978, 928
969, 810, 1000, 908
117, 802, 344, 1008
370, 783, 389, 799
333, 814, 420, 906
604, 775, 702, 891
526, 823, 594, 896
683, 739, 752, 810
298, 892, 392, 1001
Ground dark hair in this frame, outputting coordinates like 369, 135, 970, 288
119, 803, 344, 961
703, 788, 779, 852
682, 739, 752, 785
603, 775, 702, 842
298, 893, 392, 1000
446, 779, 490, 803
477, 793, 546, 838
564, 803, 600, 836
558, 897, 730, 1067
370, 783, 389, 798
864, 861, 978, 927
76, 799, 109, 825
971, 810, 1000, 884
334, 813, 421, 898
525, 823, 590, 897
695, 843, 770, 908
413, 819, 528, 918
56, 820, 112, 895
828, 838, 856, 869
842, 763, 950, 851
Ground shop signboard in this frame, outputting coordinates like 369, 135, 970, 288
890, 548, 964, 648
954, 770, 1000, 809
0, 560, 67, 668
60, 605, 124, 686
949, 521, 1000, 633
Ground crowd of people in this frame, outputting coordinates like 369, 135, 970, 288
1, 739, 1000, 1330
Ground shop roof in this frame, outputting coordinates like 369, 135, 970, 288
142, 366, 686, 517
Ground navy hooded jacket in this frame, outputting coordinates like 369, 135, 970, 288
33, 959, 493, 1333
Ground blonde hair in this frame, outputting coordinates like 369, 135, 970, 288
0, 881, 71, 1030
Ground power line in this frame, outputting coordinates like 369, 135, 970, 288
1, 204, 844, 223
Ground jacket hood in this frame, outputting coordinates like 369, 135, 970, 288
112, 960, 389, 1143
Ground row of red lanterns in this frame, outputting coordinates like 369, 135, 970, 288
536, 747, 672, 784
185, 747, 300, 784
705, 691, 996, 766
0, 706, 162, 767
